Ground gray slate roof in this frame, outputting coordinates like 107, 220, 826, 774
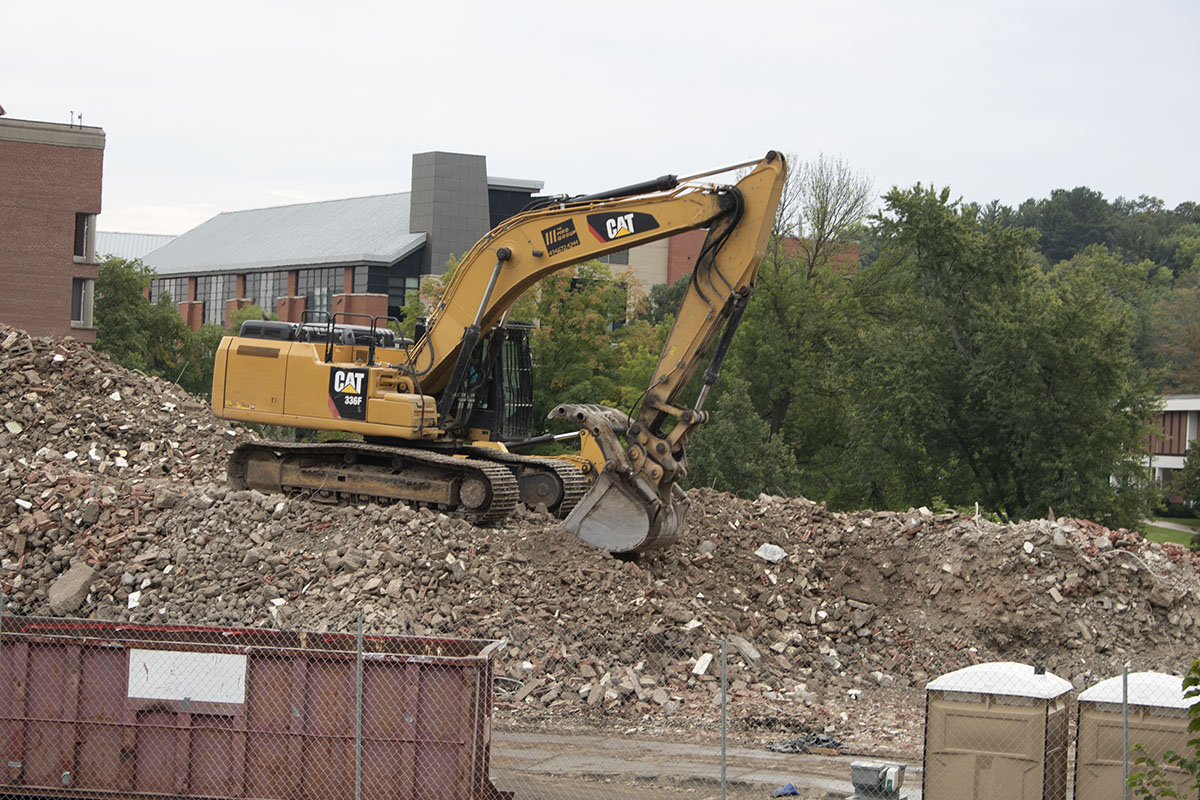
143, 193, 426, 275
96, 232, 177, 261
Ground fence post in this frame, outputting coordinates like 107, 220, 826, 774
356, 610, 364, 800
721, 638, 728, 800
1122, 661, 1130, 800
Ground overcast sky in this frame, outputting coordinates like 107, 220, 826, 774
7, 1, 1199, 235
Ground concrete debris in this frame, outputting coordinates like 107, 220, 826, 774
47, 561, 97, 615
728, 635, 762, 664
0, 323, 1198, 758
755, 543, 787, 562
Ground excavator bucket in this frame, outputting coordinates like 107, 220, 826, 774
550, 402, 688, 553
561, 474, 688, 553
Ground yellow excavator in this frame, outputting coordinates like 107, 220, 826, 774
210, 151, 786, 553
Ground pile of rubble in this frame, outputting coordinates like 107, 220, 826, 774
2, 323, 1198, 756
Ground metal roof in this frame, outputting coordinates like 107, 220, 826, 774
96, 231, 177, 261
143, 193, 426, 276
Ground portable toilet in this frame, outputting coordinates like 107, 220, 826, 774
1074, 671, 1194, 800
924, 662, 1072, 800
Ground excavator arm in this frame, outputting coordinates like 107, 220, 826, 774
413, 151, 787, 551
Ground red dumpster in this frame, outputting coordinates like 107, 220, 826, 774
0, 616, 509, 800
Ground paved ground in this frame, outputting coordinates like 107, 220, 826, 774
491, 730, 923, 800
1144, 519, 1200, 533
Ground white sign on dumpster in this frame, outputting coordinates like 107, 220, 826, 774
127, 648, 247, 704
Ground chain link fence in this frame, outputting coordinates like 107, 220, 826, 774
0, 613, 506, 800
0, 610, 1194, 800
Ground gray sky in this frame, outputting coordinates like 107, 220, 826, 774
8, 0, 1199, 235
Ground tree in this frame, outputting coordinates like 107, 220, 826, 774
1154, 273, 1200, 393
637, 273, 690, 326
1178, 441, 1200, 509
858, 184, 1158, 526
1050, 245, 1171, 378
1128, 659, 1200, 799
1015, 186, 1114, 263
94, 256, 189, 377
1170, 228, 1200, 281
683, 377, 800, 497
773, 152, 872, 279
528, 261, 655, 434
174, 324, 226, 399
226, 303, 277, 333
726, 154, 871, 437
92, 256, 231, 400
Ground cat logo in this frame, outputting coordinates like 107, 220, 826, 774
606, 213, 636, 239
333, 370, 364, 394
587, 211, 660, 243
328, 367, 369, 420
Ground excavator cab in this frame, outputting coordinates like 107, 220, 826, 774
414, 318, 535, 443
474, 324, 535, 442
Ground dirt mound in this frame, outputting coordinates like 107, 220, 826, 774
1, 323, 1197, 756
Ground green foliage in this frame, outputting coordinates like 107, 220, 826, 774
1153, 272, 1200, 392
226, 303, 277, 334
1014, 188, 1200, 281
314, 429, 363, 443
1178, 441, 1200, 510
1128, 659, 1200, 799
713, 154, 873, 506
175, 324, 225, 398
637, 274, 690, 326
95, 257, 189, 375
1051, 245, 1171, 375
528, 262, 651, 432
1015, 186, 1113, 263
683, 377, 800, 497
93, 256, 228, 400
852, 184, 1159, 526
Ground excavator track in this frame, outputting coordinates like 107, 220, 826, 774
228, 441, 519, 526
461, 447, 588, 519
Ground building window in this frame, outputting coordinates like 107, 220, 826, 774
246, 270, 286, 313
598, 250, 629, 266
197, 274, 236, 326
73, 213, 96, 262
353, 266, 368, 294
387, 275, 421, 320
297, 267, 342, 317
70, 278, 94, 327
150, 277, 189, 305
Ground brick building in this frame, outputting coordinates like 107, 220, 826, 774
1148, 394, 1200, 499
0, 117, 105, 343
